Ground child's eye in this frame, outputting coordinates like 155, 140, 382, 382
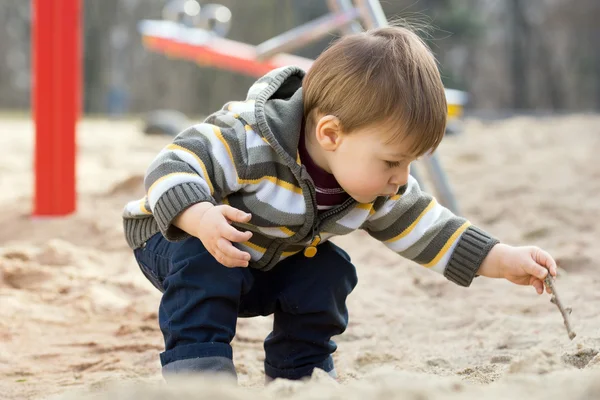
385, 160, 402, 168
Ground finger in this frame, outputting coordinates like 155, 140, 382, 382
531, 278, 544, 295
213, 248, 248, 268
221, 205, 252, 223
525, 257, 548, 280
221, 223, 253, 243
217, 238, 251, 262
533, 248, 558, 277
546, 284, 552, 294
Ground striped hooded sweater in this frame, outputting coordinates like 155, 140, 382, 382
122, 66, 498, 287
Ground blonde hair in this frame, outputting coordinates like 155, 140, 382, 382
303, 26, 447, 156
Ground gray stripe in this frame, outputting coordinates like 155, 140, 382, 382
231, 193, 306, 227
365, 182, 428, 233
328, 223, 355, 236
246, 144, 281, 165
144, 137, 222, 196
395, 207, 455, 260
171, 132, 232, 197
214, 121, 250, 176
241, 161, 300, 189
367, 195, 432, 241
241, 232, 274, 250
409, 216, 466, 264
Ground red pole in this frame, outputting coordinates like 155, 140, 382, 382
33, 0, 81, 216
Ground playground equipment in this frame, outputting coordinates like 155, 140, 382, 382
139, 0, 463, 213
32, 0, 81, 216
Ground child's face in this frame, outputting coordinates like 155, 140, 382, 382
316, 118, 417, 203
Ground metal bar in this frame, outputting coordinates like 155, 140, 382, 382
354, 0, 389, 29
327, 0, 363, 34
255, 8, 360, 60
420, 154, 460, 214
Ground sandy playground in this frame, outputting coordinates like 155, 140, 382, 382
0, 114, 600, 399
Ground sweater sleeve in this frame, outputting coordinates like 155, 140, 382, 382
362, 175, 499, 287
143, 109, 248, 241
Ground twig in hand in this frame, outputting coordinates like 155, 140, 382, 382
545, 276, 576, 340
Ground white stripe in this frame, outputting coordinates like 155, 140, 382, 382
227, 100, 255, 114
317, 205, 336, 210
250, 181, 306, 215
167, 148, 212, 194
385, 203, 447, 253
369, 177, 419, 222
148, 173, 206, 209
255, 226, 294, 238
315, 187, 345, 194
124, 200, 144, 216
247, 82, 269, 97
246, 129, 269, 149
195, 123, 242, 192
429, 238, 461, 274
319, 233, 335, 241
336, 206, 372, 230
368, 197, 402, 222
234, 243, 264, 261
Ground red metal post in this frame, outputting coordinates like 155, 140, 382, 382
33, 0, 81, 216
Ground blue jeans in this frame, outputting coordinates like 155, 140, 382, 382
133, 232, 358, 381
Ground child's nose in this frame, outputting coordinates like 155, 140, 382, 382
390, 167, 410, 186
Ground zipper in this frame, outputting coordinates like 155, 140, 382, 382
302, 180, 356, 257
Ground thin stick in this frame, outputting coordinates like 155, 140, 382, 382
545, 276, 576, 340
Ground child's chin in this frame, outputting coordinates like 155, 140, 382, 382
350, 194, 378, 204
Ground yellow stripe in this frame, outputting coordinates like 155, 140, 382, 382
244, 125, 253, 131
423, 221, 471, 268
390, 194, 402, 201
279, 226, 295, 237
296, 151, 301, 165
385, 199, 438, 243
166, 143, 215, 194
215, 126, 303, 194
214, 125, 237, 174
139, 197, 151, 215
147, 172, 199, 197
356, 202, 376, 215
241, 241, 267, 253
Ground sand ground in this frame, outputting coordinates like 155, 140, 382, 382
0, 115, 599, 399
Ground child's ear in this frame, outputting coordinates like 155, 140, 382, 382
315, 115, 342, 151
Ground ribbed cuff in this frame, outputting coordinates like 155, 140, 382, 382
444, 225, 499, 287
153, 182, 215, 241
123, 216, 160, 249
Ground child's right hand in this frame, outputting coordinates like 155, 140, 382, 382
174, 202, 253, 267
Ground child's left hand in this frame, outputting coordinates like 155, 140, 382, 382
477, 244, 558, 294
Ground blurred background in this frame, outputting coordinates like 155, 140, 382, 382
2, 0, 600, 118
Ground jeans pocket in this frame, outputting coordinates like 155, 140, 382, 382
134, 244, 167, 293
137, 259, 165, 293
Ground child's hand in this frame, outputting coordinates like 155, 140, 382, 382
174, 202, 253, 267
478, 244, 558, 295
